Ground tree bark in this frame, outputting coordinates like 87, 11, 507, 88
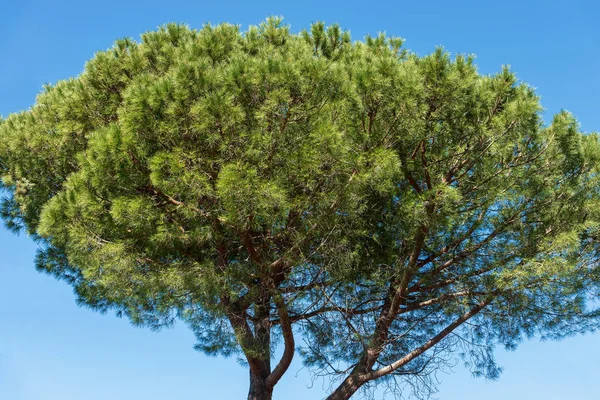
223, 294, 274, 400
246, 290, 274, 400
248, 366, 273, 400
326, 375, 364, 400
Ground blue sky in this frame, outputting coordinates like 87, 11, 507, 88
1, 0, 599, 399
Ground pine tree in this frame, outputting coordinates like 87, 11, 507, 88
1, 18, 600, 400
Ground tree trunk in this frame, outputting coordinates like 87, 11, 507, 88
248, 369, 273, 400
247, 290, 273, 400
325, 375, 363, 400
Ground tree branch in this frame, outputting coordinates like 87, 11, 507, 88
266, 294, 295, 388
361, 295, 494, 381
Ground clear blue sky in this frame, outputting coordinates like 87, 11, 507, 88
1, 1, 598, 399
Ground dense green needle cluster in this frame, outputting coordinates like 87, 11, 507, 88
1, 18, 600, 400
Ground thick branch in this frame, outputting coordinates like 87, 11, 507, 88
326, 296, 495, 400
266, 294, 295, 388
362, 296, 493, 380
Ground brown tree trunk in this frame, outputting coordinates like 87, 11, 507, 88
325, 375, 364, 400
223, 297, 275, 400
247, 290, 273, 400
248, 367, 273, 400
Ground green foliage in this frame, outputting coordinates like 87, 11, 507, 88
1, 18, 600, 399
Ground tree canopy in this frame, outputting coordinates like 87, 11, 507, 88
1, 18, 600, 400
